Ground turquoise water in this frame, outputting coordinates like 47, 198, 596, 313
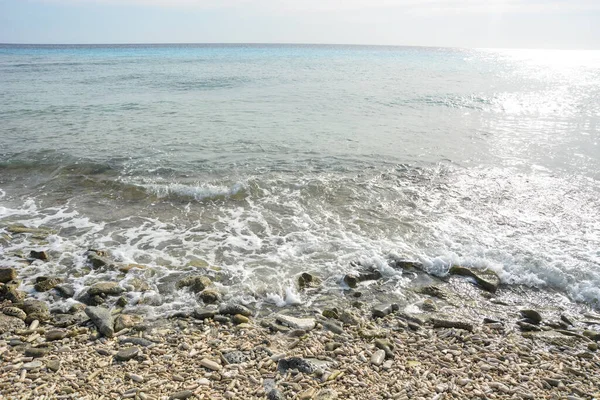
1, 44, 599, 313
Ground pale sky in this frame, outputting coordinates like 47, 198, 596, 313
0, 0, 599, 49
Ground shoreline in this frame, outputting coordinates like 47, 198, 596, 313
1, 247, 600, 399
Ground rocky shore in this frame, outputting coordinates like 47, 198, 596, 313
1, 227, 600, 399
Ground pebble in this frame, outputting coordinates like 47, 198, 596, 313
275, 314, 316, 331
22, 360, 43, 370
371, 349, 385, 365
114, 347, 140, 361
169, 390, 194, 399
127, 372, 144, 382
200, 358, 222, 371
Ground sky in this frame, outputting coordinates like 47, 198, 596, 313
0, 0, 599, 49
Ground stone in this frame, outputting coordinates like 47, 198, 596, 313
374, 339, 394, 358
114, 347, 140, 361
29, 250, 49, 261
372, 303, 394, 318
34, 277, 62, 292
297, 272, 320, 290
343, 274, 358, 288
520, 309, 542, 324
22, 360, 43, 370
127, 373, 144, 383
219, 303, 252, 317
0, 268, 17, 283
114, 314, 144, 332
25, 347, 49, 358
88, 282, 125, 296
116, 296, 128, 307
118, 263, 146, 273
45, 330, 67, 341
176, 275, 212, 293
199, 289, 221, 304
200, 358, 222, 371
47, 359, 61, 372
417, 285, 447, 299
54, 284, 75, 298
275, 314, 316, 330
371, 349, 386, 365
128, 278, 151, 292
2, 306, 27, 320
583, 330, 600, 341
169, 391, 194, 400
432, 319, 474, 332
517, 321, 542, 332
322, 308, 339, 319
449, 265, 500, 293
267, 389, 286, 400
87, 251, 113, 269
322, 320, 343, 334
52, 311, 87, 328
85, 306, 115, 337
193, 308, 216, 320
315, 389, 338, 400
25, 312, 50, 324
277, 357, 330, 375
7, 225, 53, 236
223, 350, 247, 364
22, 299, 49, 316
421, 299, 437, 312
339, 310, 361, 326
4, 288, 26, 303
232, 314, 249, 324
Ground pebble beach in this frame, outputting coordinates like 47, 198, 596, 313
1, 237, 600, 400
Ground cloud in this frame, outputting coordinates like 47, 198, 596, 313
40, 0, 600, 14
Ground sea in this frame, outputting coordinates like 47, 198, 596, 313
1, 44, 599, 316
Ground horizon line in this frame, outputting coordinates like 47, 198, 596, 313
1, 42, 598, 51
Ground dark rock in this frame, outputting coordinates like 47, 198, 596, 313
34, 277, 62, 292
116, 296, 128, 307
297, 272, 320, 290
520, 309, 542, 324
127, 278, 150, 292
267, 389, 285, 400
214, 315, 230, 323
25, 312, 50, 324
193, 308, 216, 320
218, 303, 252, 317
0, 268, 17, 283
0, 314, 26, 333
517, 321, 542, 332
114, 346, 140, 361
431, 318, 474, 332
343, 274, 358, 288
448, 265, 500, 293
483, 317, 501, 324
372, 303, 394, 318
583, 330, 600, 342
29, 250, 49, 261
223, 350, 247, 364
389, 259, 424, 270
199, 289, 221, 304
6, 225, 53, 236
52, 311, 88, 328
560, 315, 574, 326
45, 330, 67, 341
339, 310, 361, 326
417, 285, 447, 299
176, 275, 212, 293
88, 282, 125, 296
322, 308, 339, 319
374, 338, 394, 359
277, 357, 320, 374
25, 347, 49, 358
114, 314, 143, 332
54, 284, 75, 298
232, 314, 249, 324
84, 306, 114, 337
421, 299, 437, 312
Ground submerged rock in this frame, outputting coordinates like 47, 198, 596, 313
34, 277, 62, 292
54, 284, 75, 298
297, 272, 321, 290
193, 307, 217, 320
29, 250, 49, 261
448, 265, 500, 293
0, 268, 17, 283
199, 289, 221, 304
6, 225, 54, 236
85, 306, 114, 337
176, 275, 212, 293
88, 282, 125, 296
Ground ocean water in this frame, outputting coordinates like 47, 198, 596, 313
1, 44, 599, 315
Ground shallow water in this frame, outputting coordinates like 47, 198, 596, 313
1, 44, 599, 314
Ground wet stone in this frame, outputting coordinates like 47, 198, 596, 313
34, 277, 62, 292
232, 314, 249, 324
2, 307, 27, 320
219, 303, 252, 317
520, 309, 542, 324
372, 303, 394, 318
54, 284, 75, 298
85, 306, 115, 337
88, 282, 125, 296
322, 320, 344, 334
0, 314, 26, 334
193, 308, 216, 320
0, 267, 17, 283
29, 250, 49, 261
